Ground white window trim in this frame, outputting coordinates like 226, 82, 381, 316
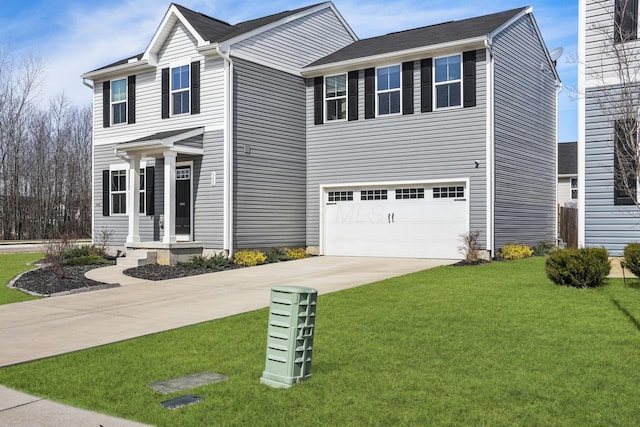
110, 77, 127, 126
375, 64, 402, 117
570, 177, 578, 200
109, 162, 147, 216
170, 63, 191, 117
324, 73, 347, 122
433, 53, 463, 111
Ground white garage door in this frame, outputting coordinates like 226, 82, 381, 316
323, 182, 468, 259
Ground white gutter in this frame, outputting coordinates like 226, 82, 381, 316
217, 45, 234, 256
81, 59, 152, 80
484, 38, 495, 257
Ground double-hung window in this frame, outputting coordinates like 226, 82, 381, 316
111, 78, 127, 125
570, 178, 578, 200
325, 74, 347, 121
171, 65, 190, 115
434, 54, 462, 109
377, 65, 401, 115
110, 168, 146, 214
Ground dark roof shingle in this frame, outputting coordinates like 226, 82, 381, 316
306, 7, 527, 67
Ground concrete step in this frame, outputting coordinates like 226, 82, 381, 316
117, 249, 157, 267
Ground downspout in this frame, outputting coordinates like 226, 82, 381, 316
555, 82, 563, 246
484, 37, 495, 258
216, 45, 234, 256
83, 77, 96, 244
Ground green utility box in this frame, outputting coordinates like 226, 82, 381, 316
260, 286, 317, 388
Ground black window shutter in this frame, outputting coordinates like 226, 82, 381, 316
102, 170, 110, 216
314, 77, 323, 125
161, 68, 169, 119
127, 75, 136, 124
191, 61, 200, 115
103, 81, 110, 128
615, 0, 638, 42
145, 166, 154, 215
348, 71, 358, 121
420, 59, 433, 113
614, 120, 637, 205
402, 61, 414, 115
463, 51, 477, 108
364, 68, 375, 119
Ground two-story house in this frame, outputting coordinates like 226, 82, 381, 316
81, 2, 356, 264
83, 3, 559, 263
579, 0, 640, 255
302, 7, 560, 259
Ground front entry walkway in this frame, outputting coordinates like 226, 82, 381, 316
0, 256, 454, 367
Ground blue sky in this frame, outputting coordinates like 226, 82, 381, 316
1, 0, 577, 141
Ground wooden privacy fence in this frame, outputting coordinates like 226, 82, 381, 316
558, 205, 578, 248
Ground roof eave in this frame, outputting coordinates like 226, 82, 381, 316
301, 36, 487, 77
81, 59, 154, 81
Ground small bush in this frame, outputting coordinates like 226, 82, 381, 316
500, 244, 533, 260
533, 241, 556, 256
458, 231, 481, 262
65, 244, 108, 260
266, 247, 290, 263
44, 234, 76, 278
181, 253, 232, 270
233, 250, 267, 267
545, 247, 611, 288
285, 247, 308, 260
64, 255, 109, 266
623, 243, 640, 277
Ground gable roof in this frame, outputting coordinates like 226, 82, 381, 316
558, 142, 577, 175
305, 7, 528, 68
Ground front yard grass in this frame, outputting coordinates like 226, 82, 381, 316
0, 257, 639, 426
0, 252, 42, 305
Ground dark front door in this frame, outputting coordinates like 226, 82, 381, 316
176, 166, 191, 236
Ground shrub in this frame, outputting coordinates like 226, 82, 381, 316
43, 234, 76, 278
181, 253, 232, 270
545, 247, 611, 288
64, 255, 109, 266
65, 244, 108, 260
233, 250, 267, 267
533, 241, 556, 256
500, 244, 534, 260
266, 247, 290, 263
623, 243, 640, 277
458, 231, 481, 262
285, 247, 308, 260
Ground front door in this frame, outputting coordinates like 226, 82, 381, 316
175, 166, 191, 238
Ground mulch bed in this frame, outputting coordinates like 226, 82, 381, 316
123, 264, 240, 281
11, 263, 119, 296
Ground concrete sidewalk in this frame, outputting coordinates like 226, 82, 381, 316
0, 256, 452, 426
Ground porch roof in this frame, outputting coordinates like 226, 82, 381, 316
114, 127, 204, 157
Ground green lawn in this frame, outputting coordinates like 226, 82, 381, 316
0, 252, 42, 305
0, 257, 639, 426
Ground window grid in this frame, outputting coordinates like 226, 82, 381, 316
434, 54, 462, 109
433, 186, 464, 198
110, 169, 146, 215
171, 65, 190, 115
111, 78, 127, 125
361, 190, 388, 200
571, 178, 578, 200
325, 74, 347, 121
395, 188, 425, 199
376, 65, 401, 115
176, 168, 191, 180
328, 191, 353, 202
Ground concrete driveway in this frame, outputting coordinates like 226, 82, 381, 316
0, 256, 454, 367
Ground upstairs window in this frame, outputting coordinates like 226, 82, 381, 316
171, 65, 190, 115
325, 74, 347, 121
614, 0, 638, 43
377, 65, 401, 115
434, 54, 462, 109
111, 78, 127, 125
571, 178, 578, 200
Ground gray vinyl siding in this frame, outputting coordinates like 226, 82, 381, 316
233, 58, 307, 248
492, 15, 557, 250
306, 51, 488, 248
584, 87, 640, 255
230, 8, 355, 72
93, 145, 158, 245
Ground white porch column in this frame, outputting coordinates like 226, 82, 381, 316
126, 154, 141, 243
163, 151, 177, 243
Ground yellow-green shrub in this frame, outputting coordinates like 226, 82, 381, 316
500, 244, 533, 260
285, 247, 308, 260
233, 250, 267, 267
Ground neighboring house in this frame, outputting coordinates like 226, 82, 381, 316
81, 2, 356, 263
579, 0, 640, 254
558, 142, 578, 207
83, 3, 559, 262
302, 6, 560, 259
